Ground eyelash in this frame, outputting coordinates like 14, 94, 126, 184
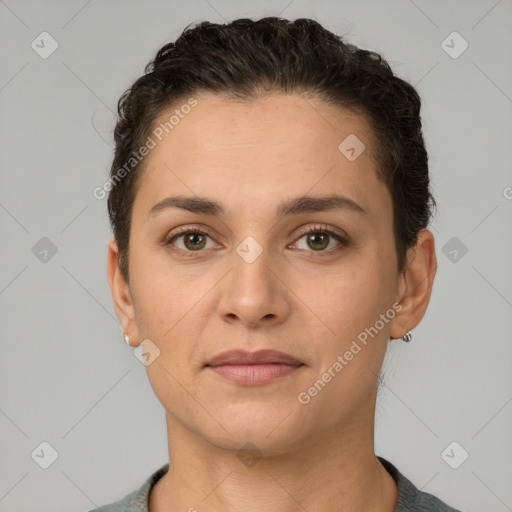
163, 224, 349, 256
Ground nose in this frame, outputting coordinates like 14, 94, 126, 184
217, 248, 291, 329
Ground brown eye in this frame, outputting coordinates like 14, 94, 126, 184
306, 233, 329, 251
183, 232, 207, 250
293, 226, 347, 253
166, 229, 215, 252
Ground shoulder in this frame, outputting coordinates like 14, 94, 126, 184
88, 463, 169, 512
377, 456, 464, 512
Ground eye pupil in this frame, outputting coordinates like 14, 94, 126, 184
184, 233, 206, 250
307, 233, 329, 251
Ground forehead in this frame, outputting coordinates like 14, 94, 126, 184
150, 92, 378, 159
133, 92, 391, 223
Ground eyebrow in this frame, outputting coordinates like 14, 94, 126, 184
147, 194, 367, 220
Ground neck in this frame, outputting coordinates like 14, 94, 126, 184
149, 415, 397, 512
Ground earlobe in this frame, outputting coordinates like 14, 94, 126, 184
106, 237, 140, 346
389, 229, 437, 341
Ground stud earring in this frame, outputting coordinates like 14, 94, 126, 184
123, 333, 130, 346
402, 330, 412, 342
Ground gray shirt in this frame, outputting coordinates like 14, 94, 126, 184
89, 456, 463, 512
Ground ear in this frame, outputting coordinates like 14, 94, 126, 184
107, 236, 141, 346
389, 229, 437, 340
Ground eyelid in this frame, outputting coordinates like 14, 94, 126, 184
292, 223, 349, 243
164, 224, 219, 246
288, 223, 349, 253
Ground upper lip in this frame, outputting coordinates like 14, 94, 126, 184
205, 349, 303, 367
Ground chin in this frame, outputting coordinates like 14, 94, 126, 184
202, 401, 306, 453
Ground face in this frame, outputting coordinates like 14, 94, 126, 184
113, 92, 409, 454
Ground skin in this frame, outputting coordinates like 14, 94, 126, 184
107, 92, 437, 512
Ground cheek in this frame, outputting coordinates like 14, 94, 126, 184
129, 249, 220, 371
130, 244, 196, 326
302, 265, 392, 411
317, 263, 384, 324
310, 254, 395, 362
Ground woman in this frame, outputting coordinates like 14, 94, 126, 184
94, 17, 463, 512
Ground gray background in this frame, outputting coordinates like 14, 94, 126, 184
1, 0, 511, 510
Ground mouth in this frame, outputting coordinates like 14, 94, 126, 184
204, 349, 304, 386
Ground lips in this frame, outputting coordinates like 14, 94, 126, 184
205, 349, 303, 367
204, 349, 304, 386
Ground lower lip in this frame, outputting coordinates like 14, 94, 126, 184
207, 363, 303, 385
